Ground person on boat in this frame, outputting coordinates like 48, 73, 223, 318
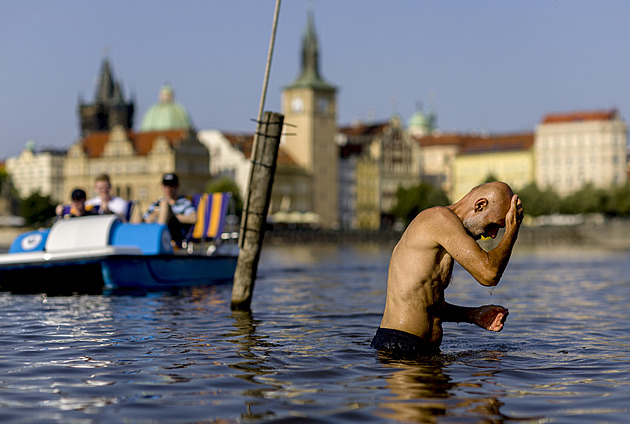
86, 174, 129, 220
371, 181, 524, 356
143, 173, 197, 246
55, 188, 99, 219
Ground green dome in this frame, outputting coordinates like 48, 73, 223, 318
140, 85, 192, 131
408, 110, 427, 130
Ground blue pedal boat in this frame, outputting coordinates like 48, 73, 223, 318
0, 193, 238, 294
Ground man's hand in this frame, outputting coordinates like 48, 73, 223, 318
470, 305, 509, 332
505, 195, 524, 234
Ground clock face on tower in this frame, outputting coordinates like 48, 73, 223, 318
291, 97, 304, 112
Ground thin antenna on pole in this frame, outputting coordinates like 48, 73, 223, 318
240, 0, 282, 248
256, 0, 282, 126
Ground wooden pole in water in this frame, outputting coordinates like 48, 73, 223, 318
231, 111, 284, 311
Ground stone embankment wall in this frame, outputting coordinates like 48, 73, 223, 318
476, 218, 630, 251
1, 218, 628, 250
266, 218, 630, 250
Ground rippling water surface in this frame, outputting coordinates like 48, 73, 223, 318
1, 244, 629, 423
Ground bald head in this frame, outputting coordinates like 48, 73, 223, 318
455, 181, 515, 240
468, 182, 514, 213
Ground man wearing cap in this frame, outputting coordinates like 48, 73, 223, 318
56, 189, 99, 219
143, 173, 197, 245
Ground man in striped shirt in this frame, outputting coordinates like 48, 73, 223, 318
144, 173, 197, 245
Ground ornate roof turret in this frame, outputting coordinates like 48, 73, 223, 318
408, 101, 437, 137
286, 9, 335, 91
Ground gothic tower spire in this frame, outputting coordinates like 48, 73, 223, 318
96, 59, 115, 103
287, 8, 334, 91
78, 58, 135, 135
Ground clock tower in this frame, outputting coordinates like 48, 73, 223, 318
282, 10, 338, 227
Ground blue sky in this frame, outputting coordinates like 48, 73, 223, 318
1, 1, 629, 159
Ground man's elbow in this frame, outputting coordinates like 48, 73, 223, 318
476, 269, 503, 287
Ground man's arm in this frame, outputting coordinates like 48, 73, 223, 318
443, 302, 508, 332
438, 195, 523, 286
176, 211, 197, 224
175, 199, 197, 224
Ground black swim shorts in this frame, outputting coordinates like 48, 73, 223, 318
370, 327, 438, 356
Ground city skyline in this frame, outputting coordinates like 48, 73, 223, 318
2, 1, 629, 160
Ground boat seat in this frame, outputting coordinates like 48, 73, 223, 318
184, 192, 232, 251
46, 215, 120, 252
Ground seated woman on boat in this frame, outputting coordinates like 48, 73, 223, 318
86, 174, 129, 221
55, 189, 99, 219
143, 173, 197, 246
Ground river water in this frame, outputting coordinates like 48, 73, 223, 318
1, 244, 629, 423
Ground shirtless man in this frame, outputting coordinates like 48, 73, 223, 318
372, 181, 524, 355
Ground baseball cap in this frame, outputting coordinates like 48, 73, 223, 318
71, 189, 87, 201
162, 173, 179, 186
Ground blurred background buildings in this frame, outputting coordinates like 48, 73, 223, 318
2, 10, 628, 230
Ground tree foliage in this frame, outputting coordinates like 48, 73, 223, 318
20, 192, 56, 227
392, 183, 449, 225
205, 177, 243, 217
518, 183, 561, 217
516, 182, 630, 217
483, 173, 499, 184
609, 183, 630, 216
559, 184, 610, 215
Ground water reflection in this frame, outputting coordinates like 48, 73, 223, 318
374, 349, 514, 423
1, 245, 630, 423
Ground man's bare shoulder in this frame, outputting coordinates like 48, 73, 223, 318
400, 206, 455, 243
409, 206, 459, 229
401, 206, 468, 247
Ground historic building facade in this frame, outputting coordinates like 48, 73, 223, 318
414, 133, 467, 199
198, 129, 311, 221
452, 133, 534, 201
64, 125, 209, 208
534, 109, 628, 196
5, 142, 66, 203
337, 115, 422, 229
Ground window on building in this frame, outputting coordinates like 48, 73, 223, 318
139, 187, 149, 202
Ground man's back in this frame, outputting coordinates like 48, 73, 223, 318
380, 207, 456, 344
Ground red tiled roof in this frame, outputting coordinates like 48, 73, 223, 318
134, 130, 188, 155
459, 132, 534, 154
222, 132, 297, 166
541, 109, 619, 124
81, 129, 188, 158
413, 133, 475, 147
81, 132, 110, 158
223, 133, 254, 158
413, 131, 533, 154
